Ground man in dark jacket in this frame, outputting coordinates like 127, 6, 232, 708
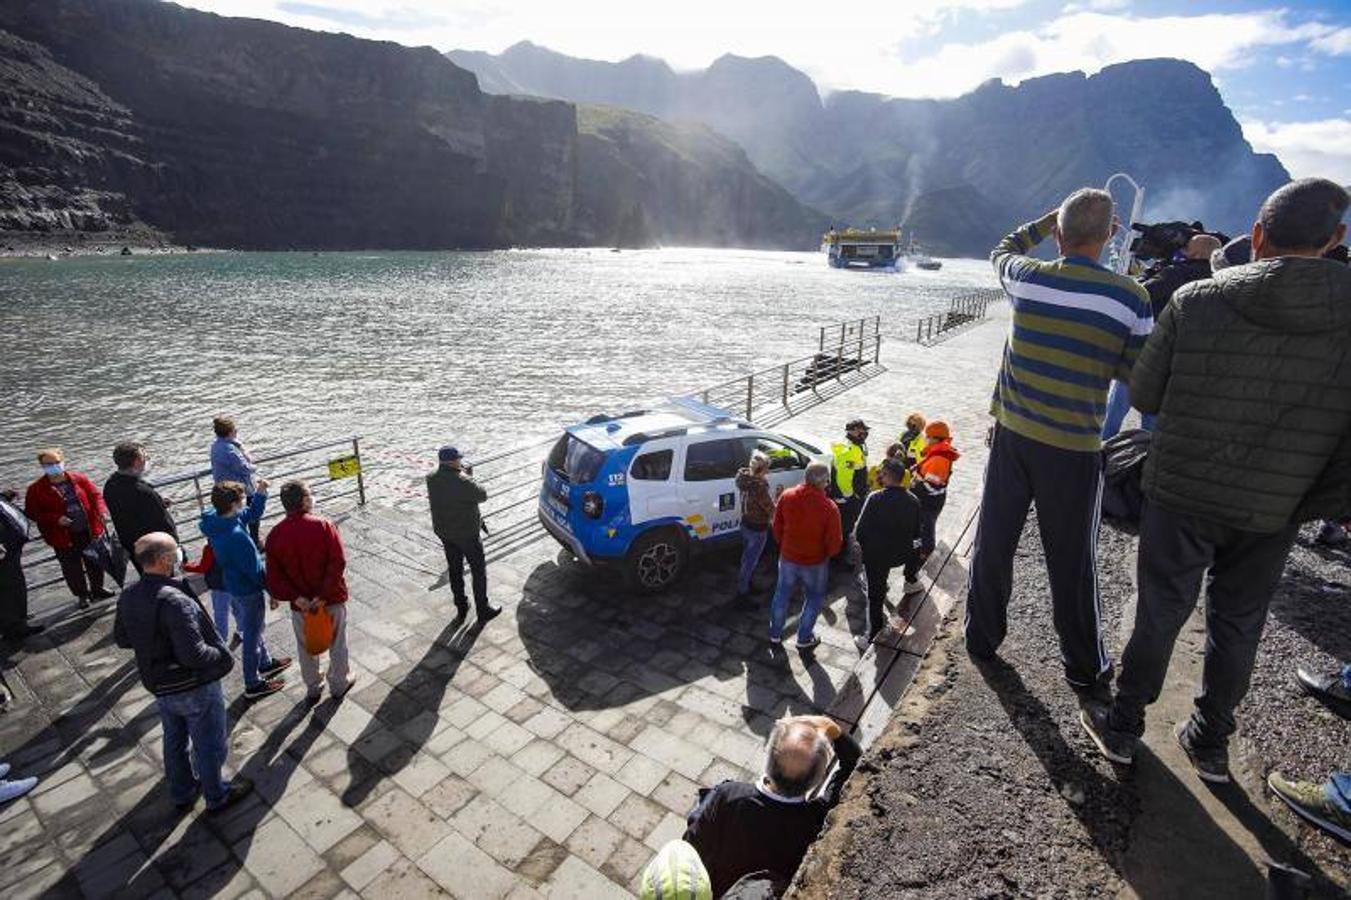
1082, 178, 1351, 784
115, 532, 250, 812
105, 442, 177, 574
0, 490, 42, 641
1102, 234, 1222, 439
853, 458, 922, 651
427, 446, 500, 622
685, 714, 860, 897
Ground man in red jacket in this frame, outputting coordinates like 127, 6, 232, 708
769, 462, 843, 651
25, 448, 116, 608
263, 480, 354, 702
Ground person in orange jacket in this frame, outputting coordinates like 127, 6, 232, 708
910, 422, 960, 561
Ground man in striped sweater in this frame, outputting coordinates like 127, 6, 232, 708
965, 188, 1153, 698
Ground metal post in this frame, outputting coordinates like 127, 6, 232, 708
782, 363, 790, 405
190, 474, 207, 517
916, 320, 922, 342
746, 373, 754, 421
352, 436, 366, 506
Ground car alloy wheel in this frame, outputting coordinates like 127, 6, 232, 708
637, 540, 680, 588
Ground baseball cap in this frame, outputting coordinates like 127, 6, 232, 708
438, 446, 462, 463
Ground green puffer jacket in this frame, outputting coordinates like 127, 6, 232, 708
426, 466, 488, 543
1131, 256, 1351, 533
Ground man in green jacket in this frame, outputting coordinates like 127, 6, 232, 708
1082, 178, 1351, 784
427, 447, 500, 622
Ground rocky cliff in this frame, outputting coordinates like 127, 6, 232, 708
454, 45, 1292, 256
0, 0, 820, 250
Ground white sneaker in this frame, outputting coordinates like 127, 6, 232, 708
0, 776, 38, 804
903, 577, 924, 596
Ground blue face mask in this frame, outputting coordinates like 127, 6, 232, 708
42, 462, 64, 477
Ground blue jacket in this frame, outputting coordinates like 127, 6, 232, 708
199, 492, 267, 596
210, 437, 257, 493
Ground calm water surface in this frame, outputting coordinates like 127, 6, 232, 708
0, 248, 995, 506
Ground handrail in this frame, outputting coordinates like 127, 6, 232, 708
906, 289, 1004, 346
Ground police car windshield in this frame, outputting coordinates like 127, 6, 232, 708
547, 434, 605, 484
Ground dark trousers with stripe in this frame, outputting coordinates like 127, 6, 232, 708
1109, 501, 1297, 749
964, 425, 1108, 686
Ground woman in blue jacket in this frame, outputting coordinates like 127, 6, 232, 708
200, 480, 290, 699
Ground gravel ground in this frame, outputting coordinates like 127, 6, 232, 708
794, 515, 1351, 899
1239, 527, 1351, 879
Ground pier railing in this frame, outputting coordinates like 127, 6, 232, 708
907, 288, 1004, 345
18, 436, 366, 598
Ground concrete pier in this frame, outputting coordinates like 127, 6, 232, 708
0, 306, 1012, 899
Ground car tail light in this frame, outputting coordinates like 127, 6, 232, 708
582, 491, 603, 519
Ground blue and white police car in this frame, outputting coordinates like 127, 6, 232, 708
538, 399, 830, 592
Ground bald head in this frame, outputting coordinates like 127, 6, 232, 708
134, 532, 178, 575
765, 720, 830, 798
1184, 234, 1222, 261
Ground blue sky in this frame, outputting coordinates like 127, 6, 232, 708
180, 1, 1351, 181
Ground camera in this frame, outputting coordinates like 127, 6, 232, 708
1129, 220, 1210, 261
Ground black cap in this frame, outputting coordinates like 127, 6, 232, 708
846, 418, 869, 431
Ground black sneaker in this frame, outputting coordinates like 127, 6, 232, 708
1079, 707, 1136, 765
229, 632, 242, 651
243, 678, 285, 701
77, 596, 92, 610
207, 778, 254, 814
453, 602, 469, 620
173, 781, 202, 810
476, 604, 502, 622
258, 657, 292, 680
91, 588, 117, 600
795, 634, 821, 652
1174, 722, 1230, 784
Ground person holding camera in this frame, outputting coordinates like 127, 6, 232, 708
427, 446, 500, 623
1102, 232, 1222, 440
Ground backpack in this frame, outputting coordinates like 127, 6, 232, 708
1101, 429, 1151, 535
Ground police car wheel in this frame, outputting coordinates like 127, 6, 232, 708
626, 529, 685, 593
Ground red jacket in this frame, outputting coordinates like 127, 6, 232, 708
771, 483, 843, 566
25, 471, 107, 551
263, 511, 349, 607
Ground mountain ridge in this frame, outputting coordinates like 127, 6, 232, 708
451, 44, 1291, 256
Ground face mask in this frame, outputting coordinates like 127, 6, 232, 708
42, 462, 64, 477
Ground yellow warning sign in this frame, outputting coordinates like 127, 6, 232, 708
328, 455, 361, 480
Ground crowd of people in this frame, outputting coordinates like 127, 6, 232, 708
968, 177, 1350, 850
0, 178, 1346, 893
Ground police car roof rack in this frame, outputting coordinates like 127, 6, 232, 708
584, 409, 649, 425
619, 420, 754, 447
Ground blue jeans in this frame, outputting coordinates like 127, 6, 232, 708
1102, 380, 1155, 440
1342, 663, 1350, 690
210, 590, 240, 642
156, 680, 229, 807
769, 559, 829, 643
1329, 773, 1351, 814
738, 526, 769, 594
234, 592, 276, 690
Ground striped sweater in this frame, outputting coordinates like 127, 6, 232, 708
990, 213, 1153, 452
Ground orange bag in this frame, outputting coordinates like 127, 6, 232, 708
302, 604, 336, 656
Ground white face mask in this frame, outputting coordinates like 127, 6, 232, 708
42, 462, 64, 477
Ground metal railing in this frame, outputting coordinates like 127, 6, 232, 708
18, 436, 367, 596
908, 289, 1004, 345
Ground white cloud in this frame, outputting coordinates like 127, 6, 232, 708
1242, 118, 1351, 184
1311, 26, 1351, 55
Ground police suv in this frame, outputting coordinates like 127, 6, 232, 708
538, 400, 830, 592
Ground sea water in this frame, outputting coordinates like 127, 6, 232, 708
0, 248, 995, 505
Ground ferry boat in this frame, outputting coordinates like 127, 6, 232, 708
822, 227, 901, 270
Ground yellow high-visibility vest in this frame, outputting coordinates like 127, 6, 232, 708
831, 441, 866, 498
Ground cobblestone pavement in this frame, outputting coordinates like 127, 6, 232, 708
0, 303, 1012, 899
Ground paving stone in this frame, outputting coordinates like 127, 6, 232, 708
599, 835, 653, 890
423, 723, 467, 757
649, 771, 699, 817
510, 739, 566, 778
608, 792, 667, 843
272, 780, 364, 854
363, 855, 452, 899
497, 773, 558, 819
466, 756, 527, 797
541, 755, 595, 796
643, 812, 687, 853
421, 774, 478, 820
177, 861, 254, 900
564, 815, 627, 871
521, 706, 572, 740
574, 772, 631, 819
515, 836, 570, 887
340, 839, 402, 892
323, 824, 384, 874
439, 738, 495, 778
30, 772, 99, 819
390, 750, 453, 799
361, 788, 453, 860
613, 754, 669, 796
233, 817, 325, 898
481, 719, 535, 757
527, 789, 589, 845
549, 855, 635, 900
416, 832, 516, 899
452, 795, 542, 868
556, 724, 633, 776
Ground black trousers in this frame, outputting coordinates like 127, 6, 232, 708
837, 495, 864, 561
441, 535, 489, 612
0, 551, 28, 636
914, 489, 947, 557
863, 554, 920, 639
56, 532, 105, 600
964, 425, 1108, 686
1109, 501, 1297, 749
